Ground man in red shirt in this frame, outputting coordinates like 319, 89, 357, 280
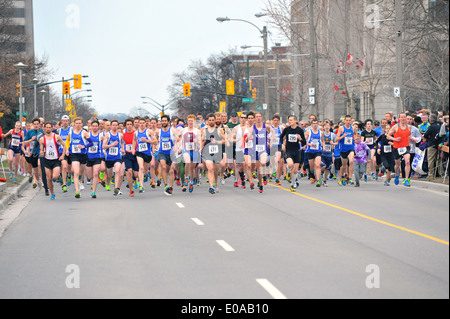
123, 119, 138, 197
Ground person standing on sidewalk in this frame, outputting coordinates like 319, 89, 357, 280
424, 114, 443, 179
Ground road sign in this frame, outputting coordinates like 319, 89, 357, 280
394, 87, 400, 97
309, 97, 315, 105
263, 104, 268, 110
242, 98, 254, 103
309, 88, 315, 96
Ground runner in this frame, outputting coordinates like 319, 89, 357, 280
159, 115, 178, 196
270, 114, 285, 186
39, 122, 66, 200
86, 120, 103, 198
336, 115, 357, 186
361, 119, 379, 181
321, 121, 335, 187
103, 119, 125, 195
279, 115, 306, 192
353, 133, 372, 187
231, 113, 248, 188
66, 117, 93, 199
22, 118, 43, 189
201, 113, 225, 195
376, 124, 395, 186
243, 112, 256, 190
2, 121, 24, 183
387, 113, 413, 187
57, 115, 73, 193
123, 118, 139, 197
304, 118, 325, 187
180, 114, 201, 193
135, 117, 158, 193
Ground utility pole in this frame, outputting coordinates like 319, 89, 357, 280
309, 0, 318, 117
263, 25, 270, 120
395, 0, 404, 115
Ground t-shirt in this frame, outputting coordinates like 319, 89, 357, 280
279, 126, 306, 152
25, 128, 44, 156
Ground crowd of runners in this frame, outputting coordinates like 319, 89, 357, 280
0, 109, 448, 200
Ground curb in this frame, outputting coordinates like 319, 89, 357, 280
0, 178, 31, 213
410, 179, 449, 194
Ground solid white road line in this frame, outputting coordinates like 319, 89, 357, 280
176, 203, 185, 208
191, 218, 204, 226
256, 279, 287, 299
216, 240, 235, 252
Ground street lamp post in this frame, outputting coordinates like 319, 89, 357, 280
33, 78, 38, 118
217, 15, 270, 119
13, 62, 28, 122
39, 89, 46, 118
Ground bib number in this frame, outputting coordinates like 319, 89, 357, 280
384, 145, 392, 153
310, 140, 319, 150
344, 137, 353, 145
255, 144, 265, 153
109, 147, 119, 156
209, 145, 219, 154
88, 145, 98, 154
72, 145, 81, 154
138, 143, 148, 152
185, 142, 194, 151
126, 144, 133, 152
288, 134, 298, 143
324, 144, 332, 152
365, 138, 374, 145
162, 142, 171, 151
398, 147, 407, 155
11, 139, 20, 147
245, 140, 253, 149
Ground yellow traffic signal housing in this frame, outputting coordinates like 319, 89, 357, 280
63, 82, 71, 95
183, 83, 191, 97
226, 80, 235, 95
74, 74, 82, 90
16, 83, 20, 96
252, 88, 257, 99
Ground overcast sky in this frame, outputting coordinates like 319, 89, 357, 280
33, 0, 279, 116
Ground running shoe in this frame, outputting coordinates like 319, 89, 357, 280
287, 172, 291, 181
105, 185, 111, 191
241, 181, 246, 189
62, 185, 68, 193
164, 186, 172, 196
50, 194, 56, 200
310, 178, 315, 184
348, 179, 354, 185
13, 177, 17, 184
276, 178, 281, 186
9, 172, 13, 178
234, 181, 239, 188
75, 192, 81, 199
33, 182, 37, 189
151, 182, 156, 189
157, 179, 161, 187
189, 184, 194, 193
316, 180, 321, 188
130, 190, 135, 197
364, 174, 368, 182
114, 188, 119, 196
209, 187, 215, 195
182, 186, 187, 192
404, 179, 411, 187
290, 185, 296, 192
250, 182, 255, 190
29, 176, 33, 183
384, 181, 390, 186
394, 174, 400, 185
91, 192, 97, 199
322, 181, 328, 187
139, 186, 145, 193
259, 185, 264, 193
263, 176, 268, 185
184, 178, 189, 186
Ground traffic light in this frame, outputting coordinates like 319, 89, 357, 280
63, 82, 71, 95
16, 83, 20, 96
252, 88, 257, 99
74, 74, 82, 90
183, 83, 191, 97
226, 80, 235, 95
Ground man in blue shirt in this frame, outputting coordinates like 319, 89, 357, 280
22, 118, 44, 189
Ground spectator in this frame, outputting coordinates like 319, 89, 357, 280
418, 114, 430, 134
424, 114, 443, 178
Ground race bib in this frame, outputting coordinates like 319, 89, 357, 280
138, 143, 148, 152
185, 142, 194, 151
88, 145, 98, 153
161, 142, 171, 151
126, 144, 133, 152
245, 140, 253, 149
47, 150, 57, 159
255, 144, 265, 153
365, 138, 374, 145
398, 147, 407, 155
324, 144, 332, 152
72, 145, 81, 154
384, 145, 392, 153
109, 147, 119, 156
274, 138, 280, 145
344, 137, 353, 145
310, 139, 319, 150
209, 144, 219, 154
11, 139, 20, 147
288, 134, 298, 143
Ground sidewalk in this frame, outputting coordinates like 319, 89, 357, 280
0, 177, 31, 213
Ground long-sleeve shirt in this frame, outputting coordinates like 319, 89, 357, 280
409, 125, 422, 154
354, 141, 371, 163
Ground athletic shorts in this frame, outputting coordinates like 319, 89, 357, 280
70, 153, 88, 165
87, 158, 102, 167
182, 150, 199, 164
26, 155, 39, 168
9, 146, 21, 154
136, 152, 152, 164
105, 159, 122, 169
159, 153, 173, 166
393, 146, 410, 160
340, 149, 355, 160
43, 159, 61, 170
306, 152, 322, 160
285, 149, 301, 164
124, 153, 139, 171
381, 154, 395, 172
334, 158, 342, 172
235, 150, 245, 164
63, 154, 72, 165
322, 156, 333, 171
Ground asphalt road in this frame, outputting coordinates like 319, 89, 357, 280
0, 176, 448, 299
